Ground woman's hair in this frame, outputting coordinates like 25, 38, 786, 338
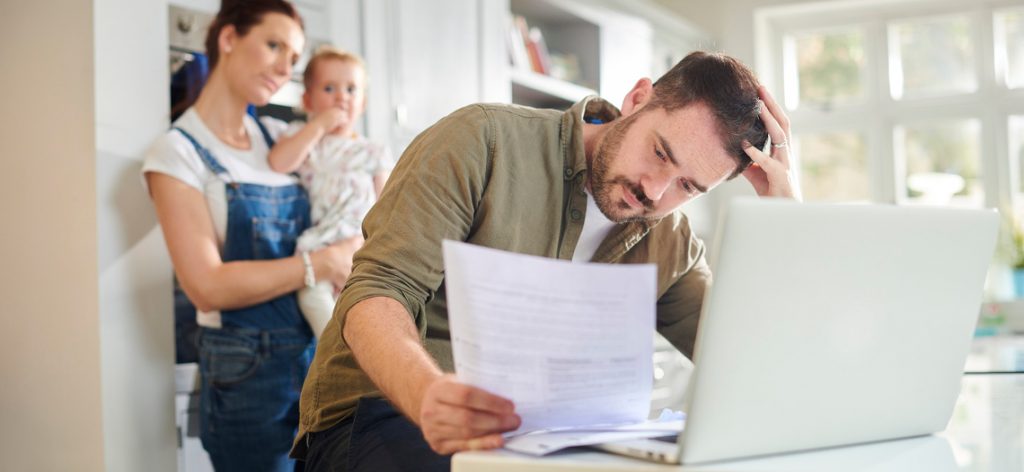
169, 0, 303, 117
302, 45, 366, 89
650, 51, 768, 178
204, 0, 304, 71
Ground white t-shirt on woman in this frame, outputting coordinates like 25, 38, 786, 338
141, 108, 293, 327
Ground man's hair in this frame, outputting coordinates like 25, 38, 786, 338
303, 46, 366, 89
649, 51, 767, 178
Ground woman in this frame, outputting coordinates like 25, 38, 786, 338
143, 1, 359, 469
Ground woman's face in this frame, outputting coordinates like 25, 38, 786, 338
220, 12, 305, 106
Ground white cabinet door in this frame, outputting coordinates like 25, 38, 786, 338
393, 0, 480, 133
365, 0, 505, 155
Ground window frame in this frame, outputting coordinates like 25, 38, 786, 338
755, 0, 1024, 210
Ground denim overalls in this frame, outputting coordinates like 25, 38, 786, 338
175, 122, 314, 472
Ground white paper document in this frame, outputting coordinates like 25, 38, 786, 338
442, 240, 657, 438
503, 419, 684, 456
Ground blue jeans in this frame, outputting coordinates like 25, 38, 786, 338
302, 397, 451, 472
199, 327, 315, 472
174, 124, 314, 470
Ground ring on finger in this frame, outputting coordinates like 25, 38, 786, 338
772, 140, 788, 149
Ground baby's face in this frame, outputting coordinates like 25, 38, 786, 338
305, 58, 366, 133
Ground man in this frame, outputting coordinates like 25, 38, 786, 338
293, 51, 799, 471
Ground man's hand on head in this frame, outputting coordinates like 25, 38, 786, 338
741, 86, 802, 201
418, 374, 521, 455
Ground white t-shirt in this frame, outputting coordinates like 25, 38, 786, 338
572, 190, 617, 263
141, 108, 294, 327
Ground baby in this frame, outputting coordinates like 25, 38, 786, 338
269, 46, 393, 338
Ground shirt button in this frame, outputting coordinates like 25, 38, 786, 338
570, 209, 583, 221
564, 168, 574, 179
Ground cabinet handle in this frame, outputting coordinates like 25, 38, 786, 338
395, 104, 408, 127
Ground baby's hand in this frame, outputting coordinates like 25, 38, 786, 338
314, 108, 346, 135
312, 236, 364, 293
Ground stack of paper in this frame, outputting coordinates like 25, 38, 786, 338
443, 241, 680, 455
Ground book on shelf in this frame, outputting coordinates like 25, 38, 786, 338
507, 15, 552, 76
528, 26, 551, 75
507, 15, 532, 72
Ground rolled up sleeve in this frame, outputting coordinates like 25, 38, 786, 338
332, 105, 494, 335
654, 219, 711, 360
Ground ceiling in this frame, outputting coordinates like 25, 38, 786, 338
647, 0, 692, 19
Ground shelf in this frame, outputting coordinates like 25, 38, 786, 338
508, 0, 652, 109
510, 68, 595, 109
509, 0, 601, 109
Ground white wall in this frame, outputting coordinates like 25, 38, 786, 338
656, 0, 882, 63
96, 0, 178, 470
0, 2, 106, 470
1, 1, 178, 470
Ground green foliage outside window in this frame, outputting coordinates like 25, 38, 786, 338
796, 31, 864, 110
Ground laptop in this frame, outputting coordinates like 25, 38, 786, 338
595, 198, 999, 464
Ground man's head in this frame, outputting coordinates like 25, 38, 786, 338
588, 51, 767, 223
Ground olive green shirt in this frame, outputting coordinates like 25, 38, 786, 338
293, 97, 711, 456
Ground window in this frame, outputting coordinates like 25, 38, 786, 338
796, 130, 869, 202
995, 7, 1024, 89
759, 1, 1024, 300
784, 27, 866, 110
760, 1, 1024, 208
889, 14, 977, 100
896, 118, 982, 206
1012, 115, 1024, 199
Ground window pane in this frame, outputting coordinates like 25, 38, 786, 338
795, 131, 869, 202
889, 15, 977, 99
896, 119, 982, 206
1010, 116, 1024, 284
995, 8, 1024, 89
785, 28, 866, 110
1012, 116, 1024, 203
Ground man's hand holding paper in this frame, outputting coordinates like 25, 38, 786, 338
443, 240, 657, 439
418, 373, 521, 454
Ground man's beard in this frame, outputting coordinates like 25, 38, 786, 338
589, 113, 656, 223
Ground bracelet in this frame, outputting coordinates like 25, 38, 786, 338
301, 251, 316, 288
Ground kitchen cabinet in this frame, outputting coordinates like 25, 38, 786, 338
362, 0, 508, 155
360, 0, 663, 155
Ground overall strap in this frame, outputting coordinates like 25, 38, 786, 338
253, 116, 276, 148
172, 126, 233, 181
253, 115, 302, 178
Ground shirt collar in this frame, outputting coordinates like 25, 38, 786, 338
561, 96, 622, 180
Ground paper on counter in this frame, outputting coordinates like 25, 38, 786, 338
443, 240, 657, 434
504, 419, 684, 456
